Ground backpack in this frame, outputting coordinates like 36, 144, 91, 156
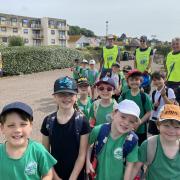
145, 135, 158, 166
121, 91, 147, 113
90, 123, 139, 179
45, 111, 83, 146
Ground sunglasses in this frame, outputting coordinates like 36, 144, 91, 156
140, 40, 145, 43
98, 86, 113, 92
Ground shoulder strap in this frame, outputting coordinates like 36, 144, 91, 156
140, 92, 147, 113
93, 99, 101, 118
46, 112, 57, 137
121, 92, 126, 100
95, 123, 111, 155
123, 131, 139, 159
74, 111, 84, 146
152, 90, 156, 103
146, 135, 158, 166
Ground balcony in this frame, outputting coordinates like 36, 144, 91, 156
32, 34, 43, 39
57, 26, 69, 31
31, 24, 41, 29
59, 35, 69, 40
0, 21, 19, 28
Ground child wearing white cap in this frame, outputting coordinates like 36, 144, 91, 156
86, 100, 140, 180
87, 59, 99, 100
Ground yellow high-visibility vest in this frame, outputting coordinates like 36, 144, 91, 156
103, 45, 118, 69
166, 51, 180, 82
136, 47, 152, 72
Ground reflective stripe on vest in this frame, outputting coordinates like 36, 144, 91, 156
103, 45, 118, 69
166, 51, 180, 82
136, 47, 151, 72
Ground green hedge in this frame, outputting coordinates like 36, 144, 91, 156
0, 46, 85, 75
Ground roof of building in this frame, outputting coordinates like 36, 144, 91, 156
68, 35, 82, 43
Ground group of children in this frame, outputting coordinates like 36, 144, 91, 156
0, 59, 180, 180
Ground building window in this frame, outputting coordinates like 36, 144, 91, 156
59, 31, 65, 36
51, 39, 55, 44
1, 27, 6, 32
11, 18, 17, 23
22, 19, 29, 27
24, 38, 29, 44
13, 28, 18, 33
0, 17, 6, 23
23, 29, 28, 34
51, 30, 55, 35
2, 37, 8, 43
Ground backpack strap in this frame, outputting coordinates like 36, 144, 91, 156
140, 92, 147, 113
152, 90, 156, 104
123, 131, 139, 160
74, 111, 84, 146
146, 135, 158, 166
46, 112, 57, 137
95, 123, 111, 155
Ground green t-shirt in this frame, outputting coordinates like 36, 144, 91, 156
118, 89, 153, 133
139, 135, 180, 180
121, 77, 129, 94
77, 96, 92, 120
87, 69, 99, 86
73, 66, 81, 80
89, 100, 117, 126
80, 68, 89, 78
0, 139, 57, 180
89, 125, 138, 180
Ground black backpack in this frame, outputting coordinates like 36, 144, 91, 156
45, 111, 83, 146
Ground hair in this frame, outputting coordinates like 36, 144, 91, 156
156, 119, 180, 127
0, 109, 33, 125
151, 71, 165, 80
74, 58, 80, 62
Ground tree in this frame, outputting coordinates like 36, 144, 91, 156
68, 26, 95, 37
8, 36, 25, 47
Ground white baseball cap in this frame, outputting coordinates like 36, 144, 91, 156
117, 100, 140, 120
82, 59, 88, 64
89, 59, 96, 65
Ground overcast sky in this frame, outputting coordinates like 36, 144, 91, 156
0, 0, 179, 41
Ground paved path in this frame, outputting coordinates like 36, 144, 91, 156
0, 61, 163, 142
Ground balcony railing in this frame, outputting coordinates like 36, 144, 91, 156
59, 35, 69, 40
32, 34, 43, 39
0, 21, 19, 27
31, 24, 41, 29
57, 26, 69, 31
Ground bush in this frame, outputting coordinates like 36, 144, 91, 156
8, 36, 25, 47
1, 46, 84, 75
155, 45, 171, 57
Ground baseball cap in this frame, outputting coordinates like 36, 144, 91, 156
123, 65, 132, 72
112, 62, 120, 68
89, 59, 96, 65
140, 36, 147, 42
107, 34, 114, 40
53, 76, 78, 95
77, 77, 89, 86
158, 104, 180, 122
0, 102, 33, 118
82, 59, 88, 64
96, 77, 116, 89
117, 100, 140, 121
127, 69, 142, 79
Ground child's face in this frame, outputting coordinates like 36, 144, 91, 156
75, 61, 79, 66
97, 83, 114, 100
78, 84, 89, 96
152, 78, 164, 89
158, 120, 180, 141
1, 112, 32, 147
89, 64, 95, 69
112, 66, 120, 73
54, 92, 77, 109
128, 76, 141, 89
81, 63, 87, 68
112, 111, 138, 134
123, 71, 128, 79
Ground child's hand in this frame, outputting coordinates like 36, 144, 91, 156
86, 160, 95, 174
160, 87, 166, 97
114, 89, 120, 95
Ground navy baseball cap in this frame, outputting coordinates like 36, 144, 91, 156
53, 76, 78, 95
96, 77, 116, 89
0, 102, 33, 118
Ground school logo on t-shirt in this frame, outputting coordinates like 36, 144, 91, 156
114, 147, 123, 160
25, 161, 37, 175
